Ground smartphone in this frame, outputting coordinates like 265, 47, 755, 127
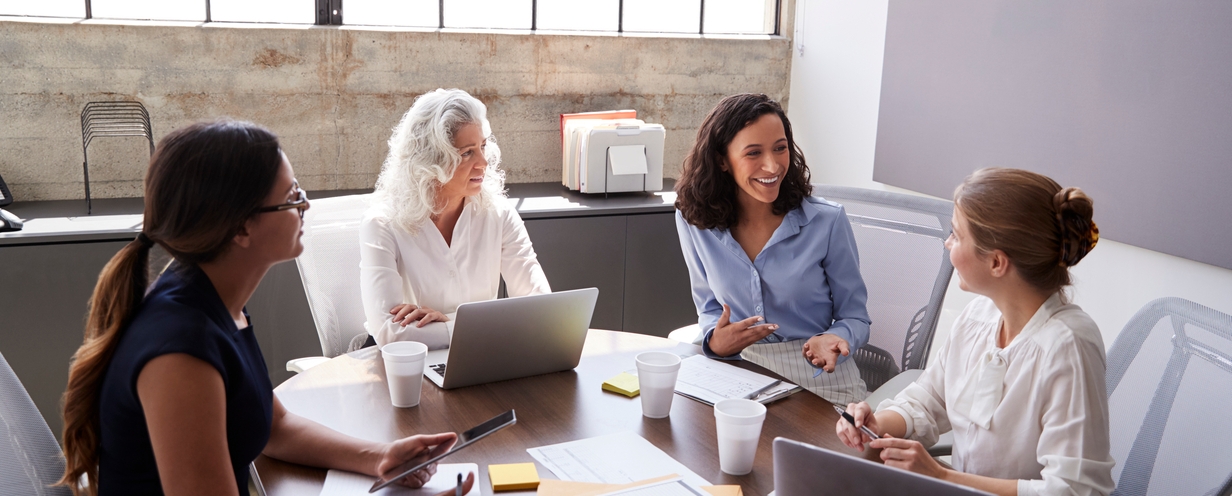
369, 410, 517, 493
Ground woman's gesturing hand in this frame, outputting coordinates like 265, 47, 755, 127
389, 304, 449, 328
803, 333, 850, 373
707, 304, 779, 357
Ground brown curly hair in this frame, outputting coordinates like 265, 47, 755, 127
675, 93, 812, 230
954, 167, 1099, 293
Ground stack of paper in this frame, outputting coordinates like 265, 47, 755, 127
563, 117, 646, 190
674, 355, 801, 405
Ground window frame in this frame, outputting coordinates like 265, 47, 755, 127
24, 0, 781, 35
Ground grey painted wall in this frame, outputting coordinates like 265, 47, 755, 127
873, 1, 1232, 270
0, 17, 792, 201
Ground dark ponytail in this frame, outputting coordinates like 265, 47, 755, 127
59, 120, 282, 495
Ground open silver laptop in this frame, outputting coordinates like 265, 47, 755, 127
772, 438, 993, 496
423, 288, 598, 389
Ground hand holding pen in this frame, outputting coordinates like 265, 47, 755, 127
834, 402, 885, 452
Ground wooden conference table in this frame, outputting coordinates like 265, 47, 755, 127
253, 330, 871, 496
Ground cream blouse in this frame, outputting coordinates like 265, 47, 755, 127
878, 294, 1116, 496
359, 198, 551, 347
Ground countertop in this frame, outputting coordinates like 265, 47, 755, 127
0, 182, 677, 247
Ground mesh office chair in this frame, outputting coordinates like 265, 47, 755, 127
285, 194, 373, 373
1106, 297, 1232, 496
670, 186, 954, 393
811, 186, 954, 392
1, 351, 71, 496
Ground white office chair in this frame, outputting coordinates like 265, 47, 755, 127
285, 194, 374, 374
1106, 297, 1232, 496
1, 350, 72, 496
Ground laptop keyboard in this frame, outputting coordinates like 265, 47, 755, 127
430, 363, 447, 376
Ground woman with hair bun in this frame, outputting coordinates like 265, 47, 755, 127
360, 88, 550, 347
836, 168, 1114, 496
59, 120, 474, 495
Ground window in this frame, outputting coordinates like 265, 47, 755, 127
0, 0, 780, 35
3, 0, 85, 18
90, 0, 204, 22
212, 0, 315, 24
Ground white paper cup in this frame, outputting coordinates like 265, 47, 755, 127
714, 398, 767, 475
635, 351, 681, 418
382, 341, 428, 408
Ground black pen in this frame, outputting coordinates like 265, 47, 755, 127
833, 404, 880, 440
455, 473, 462, 496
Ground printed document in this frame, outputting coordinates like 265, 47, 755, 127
527, 432, 710, 488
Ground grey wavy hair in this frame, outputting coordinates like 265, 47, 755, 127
374, 88, 506, 234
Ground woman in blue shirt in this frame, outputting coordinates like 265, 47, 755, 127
675, 93, 872, 404
58, 121, 474, 496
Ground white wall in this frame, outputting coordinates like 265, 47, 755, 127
787, 0, 1232, 358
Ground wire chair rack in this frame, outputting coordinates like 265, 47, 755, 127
80, 101, 154, 215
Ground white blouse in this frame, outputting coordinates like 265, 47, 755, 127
359, 198, 551, 346
878, 294, 1116, 496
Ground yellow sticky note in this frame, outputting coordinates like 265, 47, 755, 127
489, 462, 540, 491
602, 372, 640, 397
701, 485, 743, 496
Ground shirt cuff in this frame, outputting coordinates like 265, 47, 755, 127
878, 404, 916, 439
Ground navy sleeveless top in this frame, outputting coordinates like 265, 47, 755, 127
97, 262, 273, 495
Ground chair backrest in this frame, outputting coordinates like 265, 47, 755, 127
811, 186, 954, 390
1106, 297, 1232, 496
295, 194, 373, 358
0, 351, 71, 496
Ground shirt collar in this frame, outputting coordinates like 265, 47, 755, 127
1009, 292, 1066, 348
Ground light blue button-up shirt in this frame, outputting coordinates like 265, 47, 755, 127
675, 197, 871, 364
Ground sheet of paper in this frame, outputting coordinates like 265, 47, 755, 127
674, 355, 783, 405
536, 477, 739, 496
527, 432, 710, 489
320, 463, 479, 496
597, 476, 708, 496
608, 145, 649, 176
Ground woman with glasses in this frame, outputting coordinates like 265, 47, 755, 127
359, 88, 550, 347
59, 120, 474, 496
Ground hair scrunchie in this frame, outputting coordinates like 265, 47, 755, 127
136, 232, 155, 248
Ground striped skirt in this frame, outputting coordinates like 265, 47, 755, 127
741, 339, 869, 405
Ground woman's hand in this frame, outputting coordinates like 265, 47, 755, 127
803, 333, 850, 373
835, 402, 880, 451
870, 436, 948, 480
374, 432, 460, 488
389, 304, 449, 328
707, 304, 779, 357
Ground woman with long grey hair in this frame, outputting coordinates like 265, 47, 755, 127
360, 88, 550, 347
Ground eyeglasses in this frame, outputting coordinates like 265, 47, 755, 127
255, 180, 309, 219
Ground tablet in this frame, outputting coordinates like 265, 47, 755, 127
369, 410, 517, 493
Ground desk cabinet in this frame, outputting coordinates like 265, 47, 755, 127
0, 241, 129, 443
523, 212, 696, 337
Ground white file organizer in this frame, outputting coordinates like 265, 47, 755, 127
566, 124, 665, 194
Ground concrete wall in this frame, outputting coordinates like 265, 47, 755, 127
788, 0, 1232, 360
0, 16, 793, 201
